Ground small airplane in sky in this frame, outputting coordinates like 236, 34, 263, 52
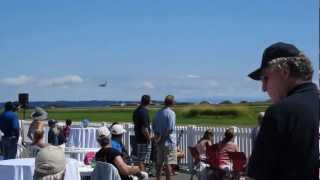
99, 81, 108, 87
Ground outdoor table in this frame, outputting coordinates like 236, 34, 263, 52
0, 158, 80, 180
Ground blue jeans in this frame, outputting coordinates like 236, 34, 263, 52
2, 136, 18, 160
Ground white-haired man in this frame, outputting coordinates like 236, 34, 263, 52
247, 42, 319, 180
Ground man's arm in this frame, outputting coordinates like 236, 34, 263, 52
12, 113, 20, 138
141, 110, 151, 141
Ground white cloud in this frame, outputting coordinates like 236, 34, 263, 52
141, 81, 155, 90
0, 75, 33, 86
39, 75, 83, 87
187, 74, 200, 78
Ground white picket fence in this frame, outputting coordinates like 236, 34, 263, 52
20, 120, 254, 166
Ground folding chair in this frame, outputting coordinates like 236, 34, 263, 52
227, 151, 247, 180
91, 161, 121, 180
206, 144, 226, 180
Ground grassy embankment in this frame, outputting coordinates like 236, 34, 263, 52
18, 103, 269, 127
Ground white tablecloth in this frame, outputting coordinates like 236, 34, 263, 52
67, 127, 99, 161
0, 158, 80, 180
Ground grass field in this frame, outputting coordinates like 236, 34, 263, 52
17, 103, 269, 127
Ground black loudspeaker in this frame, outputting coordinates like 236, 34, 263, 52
18, 93, 29, 108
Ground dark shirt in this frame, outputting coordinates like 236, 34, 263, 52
63, 126, 71, 139
247, 82, 319, 180
95, 147, 131, 180
48, 128, 59, 145
58, 131, 66, 145
133, 106, 150, 143
0, 111, 19, 138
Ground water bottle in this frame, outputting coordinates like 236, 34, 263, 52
91, 158, 96, 169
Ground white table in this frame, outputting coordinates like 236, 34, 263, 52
78, 165, 93, 177
0, 158, 81, 180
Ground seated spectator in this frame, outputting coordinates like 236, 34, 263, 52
196, 130, 213, 160
95, 126, 147, 180
28, 107, 48, 141
110, 124, 130, 160
33, 145, 66, 180
29, 121, 48, 157
218, 128, 239, 172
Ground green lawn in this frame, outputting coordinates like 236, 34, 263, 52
18, 104, 269, 127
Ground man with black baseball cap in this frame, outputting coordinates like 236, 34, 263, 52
247, 42, 319, 180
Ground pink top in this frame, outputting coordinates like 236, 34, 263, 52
218, 141, 239, 169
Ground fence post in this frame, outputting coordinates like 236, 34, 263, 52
123, 123, 131, 155
186, 125, 196, 170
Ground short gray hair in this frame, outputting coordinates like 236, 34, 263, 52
33, 169, 65, 180
267, 54, 313, 81
97, 134, 111, 147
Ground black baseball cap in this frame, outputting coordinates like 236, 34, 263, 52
248, 42, 301, 80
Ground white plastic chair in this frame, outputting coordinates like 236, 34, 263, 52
91, 161, 121, 180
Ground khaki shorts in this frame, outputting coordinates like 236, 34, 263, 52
156, 143, 177, 165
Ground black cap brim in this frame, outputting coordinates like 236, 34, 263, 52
248, 68, 262, 80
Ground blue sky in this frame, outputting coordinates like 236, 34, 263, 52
0, 0, 318, 102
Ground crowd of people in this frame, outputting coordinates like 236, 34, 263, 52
0, 41, 318, 180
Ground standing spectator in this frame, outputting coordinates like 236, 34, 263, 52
56, 122, 66, 145
133, 95, 152, 171
48, 119, 59, 145
63, 119, 72, 142
153, 95, 177, 180
29, 121, 48, 157
0, 102, 20, 159
247, 42, 319, 179
250, 112, 264, 148
28, 107, 48, 141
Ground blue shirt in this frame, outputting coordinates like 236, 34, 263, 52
0, 111, 19, 137
111, 139, 124, 153
152, 107, 176, 146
